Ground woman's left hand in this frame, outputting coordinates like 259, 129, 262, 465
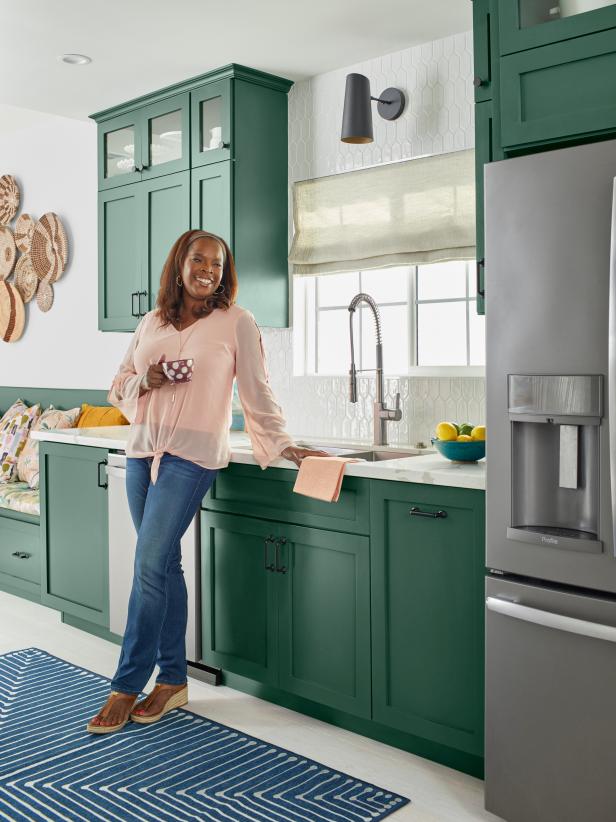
280, 445, 331, 467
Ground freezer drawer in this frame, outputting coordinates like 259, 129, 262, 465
486, 576, 616, 822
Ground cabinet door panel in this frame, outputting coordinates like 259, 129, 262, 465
98, 112, 142, 190
140, 92, 190, 180
278, 523, 371, 718
473, 0, 499, 102
191, 162, 232, 245
191, 80, 233, 168
40, 444, 109, 626
371, 481, 485, 756
142, 171, 190, 313
501, 29, 616, 148
98, 185, 141, 331
201, 511, 278, 684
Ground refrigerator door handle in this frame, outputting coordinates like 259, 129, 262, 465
609, 178, 616, 556
486, 596, 616, 644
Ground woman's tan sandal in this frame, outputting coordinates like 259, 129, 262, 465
130, 683, 188, 724
86, 691, 139, 734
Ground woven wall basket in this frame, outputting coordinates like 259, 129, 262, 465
31, 212, 68, 282
14, 254, 38, 303
0, 175, 20, 225
0, 280, 25, 342
14, 213, 35, 253
36, 275, 54, 312
0, 227, 16, 280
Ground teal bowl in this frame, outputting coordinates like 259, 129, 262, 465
431, 437, 485, 463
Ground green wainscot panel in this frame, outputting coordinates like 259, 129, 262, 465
201, 511, 278, 685
501, 28, 616, 149
277, 520, 371, 719
370, 480, 485, 760
39, 442, 110, 627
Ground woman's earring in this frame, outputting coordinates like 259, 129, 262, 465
214, 281, 224, 294
176, 274, 183, 287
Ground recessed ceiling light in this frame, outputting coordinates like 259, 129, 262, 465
59, 54, 92, 65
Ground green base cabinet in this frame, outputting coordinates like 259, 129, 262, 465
201, 509, 371, 718
39, 442, 110, 627
92, 64, 292, 331
370, 480, 485, 761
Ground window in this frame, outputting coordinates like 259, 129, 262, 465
292, 261, 485, 376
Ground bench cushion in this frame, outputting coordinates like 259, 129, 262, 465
0, 482, 39, 517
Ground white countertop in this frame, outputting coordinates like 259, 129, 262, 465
31, 427, 485, 490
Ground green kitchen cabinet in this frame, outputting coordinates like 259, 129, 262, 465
370, 480, 485, 764
500, 28, 616, 150
191, 80, 233, 168
497, 0, 616, 56
39, 442, 110, 627
98, 170, 190, 330
475, 99, 503, 314
473, 0, 500, 103
201, 510, 371, 718
97, 92, 190, 190
92, 64, 292, 330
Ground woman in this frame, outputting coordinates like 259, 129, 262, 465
87, 229, 328, 733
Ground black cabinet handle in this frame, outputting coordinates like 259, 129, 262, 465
409, 507, 447, 519
97, 460, 108, 489
11, 551, 31, 559
131, 291, 139, 317
476, 258, 485, 299
275, 537, 287, 573
138, 290, 148, 316
473, 76, 487, 88
264, 535, 276, 571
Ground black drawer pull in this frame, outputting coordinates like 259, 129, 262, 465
409, 507, 447, 519
264, 535, 276, 572
131, 291, 139, 317
98, 460, 108, 489
11, 551, 32, 559
476, 258, 485, 299
275, 537, 287, 574
138, 290, 148, 316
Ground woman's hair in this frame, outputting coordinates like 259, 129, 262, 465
155, 230, 239, 326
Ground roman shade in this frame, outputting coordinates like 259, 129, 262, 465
289, 149, 475, 277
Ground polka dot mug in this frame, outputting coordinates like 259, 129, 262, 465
161, 358, 194, 384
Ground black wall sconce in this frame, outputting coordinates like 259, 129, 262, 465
341, 73, 406, 144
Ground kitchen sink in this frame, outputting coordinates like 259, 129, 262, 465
294, 441, 424, 461
342, 449, 420, 461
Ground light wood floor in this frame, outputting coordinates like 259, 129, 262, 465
0, 591, 502, 822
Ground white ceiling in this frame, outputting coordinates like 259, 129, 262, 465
1, 0, 471, 121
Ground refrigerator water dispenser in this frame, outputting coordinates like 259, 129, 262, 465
508, 374, 603, 553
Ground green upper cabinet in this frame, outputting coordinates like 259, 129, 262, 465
500, 28, 616, 149
370, 480, 485, 766
98, 93, 189, 189
473, 0, 500, 102
498, 0, 616, 55
92, 64, 293, 330
39, 442, 110, 627
191, 80, 233, 167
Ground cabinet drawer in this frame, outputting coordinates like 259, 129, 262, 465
202, 463, 370, 535
0, 518, 40, 584
501, 28, 616, 148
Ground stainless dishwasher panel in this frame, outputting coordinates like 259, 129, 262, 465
485, 576, 616, 822
107, 453, 200, 662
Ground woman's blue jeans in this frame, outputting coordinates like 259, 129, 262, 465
110, 453, 218, 695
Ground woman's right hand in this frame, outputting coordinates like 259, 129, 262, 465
144, 359, 168, 389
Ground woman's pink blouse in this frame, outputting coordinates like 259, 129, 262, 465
108, 304, 295, 485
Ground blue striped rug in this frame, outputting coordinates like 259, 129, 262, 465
0, 648, 410, 821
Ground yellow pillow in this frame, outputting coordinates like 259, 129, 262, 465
77, 404, 129, 428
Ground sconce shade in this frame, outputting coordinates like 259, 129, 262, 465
341, 73, 374, 144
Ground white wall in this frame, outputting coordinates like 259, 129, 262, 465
0, 104, 136, 392
0, 30, 484, 445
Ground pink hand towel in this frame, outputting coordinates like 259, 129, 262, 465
292, 456, 361, 503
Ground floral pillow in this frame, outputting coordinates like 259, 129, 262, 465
17, 405, 82, 490
0, 400, 41, 484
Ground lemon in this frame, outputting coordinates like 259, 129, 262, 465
456, 434, 473, 442
435, 422, 458, 441
471, 425, 486, 441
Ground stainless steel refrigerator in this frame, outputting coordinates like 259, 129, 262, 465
485, 138, 616, 822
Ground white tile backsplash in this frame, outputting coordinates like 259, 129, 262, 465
262, 28, 484, 445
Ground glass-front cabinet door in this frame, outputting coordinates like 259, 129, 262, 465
499, 0, 616, 54
191, 79, 232, 167
98, 112, 143, 190
140, 92, 190, 180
